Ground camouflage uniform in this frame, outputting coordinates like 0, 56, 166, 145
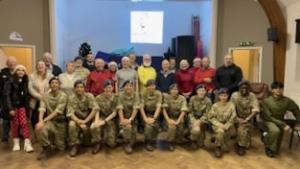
91, 93, 118, 147
188, 95, 212, 146
117, 91, 140, 146
140, 90, 162, 142
163, 94, 188, 142
67, 93, 98, 146
208, 101, 237, 148
38, 90, 68, 150
231, 91, 259, 148
261, 96, 300, 153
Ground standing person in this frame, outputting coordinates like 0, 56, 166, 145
67, 80, 99, 157
3, 65, 34, 152
188, 84, 212, 149
128, 53, 139, 70
108, 61, 118, 91
28, 60, 53, 129
194, 57, 216, 100
140, 80, 162, 151
83, 53, 95, 71
36, 77, 68, 160
261, 81, 300, 158
208, 88, 236, 158
137, 54, 157, 93
156, 59, 175, 94
162, 84, 188, 151
91, 80, 118, 154
175, 59, 194, 99
0, 56, 17, 142
42, 52, 62, 76
169, 57, 177, 73
230, 80, 259, 156
74, 56, 90, 81
85, 58, 113, 96
117, 80, 140, 154
191, 57, 202, 74
58, 62, 81, 96
115, 56, 138, 93
214, 54, 243, 95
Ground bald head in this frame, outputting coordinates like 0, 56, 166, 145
6, 56, 17, 71
143, 54, 152, 67
224, 54, 233, 67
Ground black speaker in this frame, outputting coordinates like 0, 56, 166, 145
267, 27, 278, 42
175, 35, 195, 66
295, 19, 300, 43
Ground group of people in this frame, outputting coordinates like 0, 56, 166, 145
0, 52, 299, 161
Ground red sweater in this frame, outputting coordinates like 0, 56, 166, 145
86, 70, 113, 96
194, 67, 216, 92
175, 70, 194, 94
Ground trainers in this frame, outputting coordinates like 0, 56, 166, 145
24, 139, 34, 153
12, 138, 20, 152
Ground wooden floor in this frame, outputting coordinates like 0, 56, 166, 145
0, 129, 299, 169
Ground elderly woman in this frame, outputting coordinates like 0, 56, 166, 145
3, 65, 34, 152
28, 60, 53, 128
175, 59, 194, 98
116, 56, 138, 93
58, 62, 81, 96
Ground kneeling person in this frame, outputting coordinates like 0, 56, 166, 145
67, 80, 98, 157
36, 77, 68, 160
91, 80, 118, 154
140, 79, 162, 151
188, 84, 212, 149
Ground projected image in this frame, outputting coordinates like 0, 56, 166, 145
130, 11, 164, 44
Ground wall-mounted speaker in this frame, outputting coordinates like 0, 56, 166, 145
295, 19, 300, 43
175, 35, 195, 66
267, 27, 278, 42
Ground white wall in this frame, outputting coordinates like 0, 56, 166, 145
284, 1, 300, 105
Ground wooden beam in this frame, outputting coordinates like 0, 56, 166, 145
258, 0, 287, 83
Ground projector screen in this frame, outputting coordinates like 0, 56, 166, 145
130, 11, 164, 44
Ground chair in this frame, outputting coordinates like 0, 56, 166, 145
249, 82, 270, 102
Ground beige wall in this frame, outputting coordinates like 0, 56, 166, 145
216, 0, 273, 85
0, 0, 50, 63
284, 1, 300, 105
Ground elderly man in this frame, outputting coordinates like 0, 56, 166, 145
156, 59, 175, 94
116, 56, 138, 93
214, 54, 243, 95
0, 56, 17, 142
137, 54, 157, 92
194, 57, 216, 100
42, 52, 62, 76
86, 58, 113, 96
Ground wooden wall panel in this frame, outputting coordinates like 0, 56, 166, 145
258, 0, 287, 83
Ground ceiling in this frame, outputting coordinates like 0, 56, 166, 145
277, 0, 299, 6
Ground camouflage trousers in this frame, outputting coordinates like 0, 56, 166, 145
144, 121, 160, 142
189, 116, 205, 146
121, 123, 137, 146
90, 120, 117, 147
237, 122, 252, 148
68, 120, 92, 146
37, 121, 67, 150
212, 126, 231, 149
165, 121, 185, 142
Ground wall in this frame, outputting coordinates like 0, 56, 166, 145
0, 0, 50, 63
216, 0, 273, 84
284, 1, 300, 105
54, 0, 212, 66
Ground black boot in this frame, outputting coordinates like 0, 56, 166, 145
168, 143, 175, 151
145, 142, 154, 152
124, 144, 133, 154
69, 144, 79, 157
37, 146, 51, 160
190, 141, 199, 150
265, 148, 275, 158
235, 144, 246, 156
214, 147, 223, 158
92, 142, 101, 154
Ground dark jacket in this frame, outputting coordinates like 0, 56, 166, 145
83, 60, 95, 72
156, 71, 175, 93
2, 76, 30, 119
214, 64, 243, 93
52, 64, 62, 76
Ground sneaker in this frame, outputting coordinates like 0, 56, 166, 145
12, 138, 20, 152
24, 139, 34, 153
